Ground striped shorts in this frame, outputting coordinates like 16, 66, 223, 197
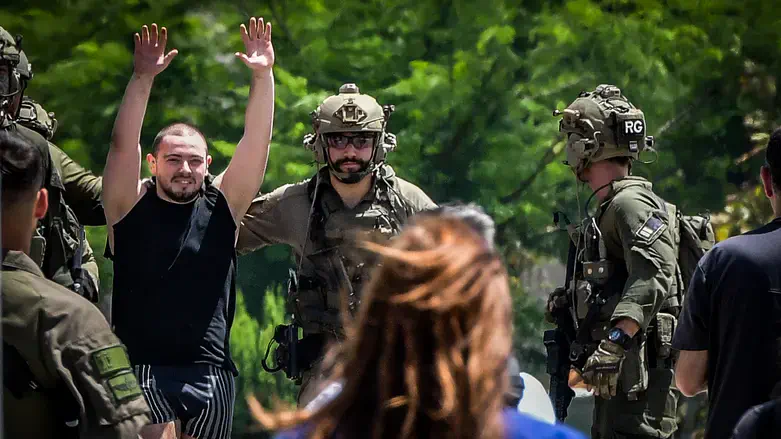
134, 364, 236, 439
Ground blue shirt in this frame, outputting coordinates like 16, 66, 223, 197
273, 408, 586, 439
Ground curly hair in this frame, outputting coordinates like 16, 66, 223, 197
249, 215, 513, 439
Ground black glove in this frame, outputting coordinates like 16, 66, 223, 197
545, 286, 570, 323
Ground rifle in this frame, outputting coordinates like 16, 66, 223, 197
262, 269, 302, 384
544, 212, 578, 422
545, 214, 628, 422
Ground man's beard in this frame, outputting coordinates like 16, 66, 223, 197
159, 177, 200, 203
332, 157, 369, 174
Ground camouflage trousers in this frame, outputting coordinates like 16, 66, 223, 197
591, 367, 680, 438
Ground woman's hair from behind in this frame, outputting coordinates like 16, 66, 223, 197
250, 215, 513, 439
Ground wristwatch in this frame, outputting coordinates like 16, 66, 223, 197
607, 327, 633, 350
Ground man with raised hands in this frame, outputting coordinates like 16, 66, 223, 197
103, 18, 275, 439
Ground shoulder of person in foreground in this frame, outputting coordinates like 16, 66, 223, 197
730, 398, 781, 439
270, 408, 586, 439
515, 372, 556, 425
33, 276, 151, 436
503, 408, 587, 439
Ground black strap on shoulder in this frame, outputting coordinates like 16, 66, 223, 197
3, 342, 82, 438
3, 341, 41, 399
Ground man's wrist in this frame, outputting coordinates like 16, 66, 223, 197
131, 72, 155, 85
607, 327, 633, 350
251, 68, 273, 80
613, 318, 640, 337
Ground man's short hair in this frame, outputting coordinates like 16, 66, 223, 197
766, 127, 781, 190
151, 122, 209, 156
0, 129, 44, 206
607, 156, 632, 167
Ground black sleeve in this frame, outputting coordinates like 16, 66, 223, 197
672, 259, 711, 351
730, 399, 778, 439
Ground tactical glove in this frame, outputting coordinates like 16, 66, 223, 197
581, 340, 625, 399
544, 286, 570, 323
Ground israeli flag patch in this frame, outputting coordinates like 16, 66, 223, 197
634, 213, 666, 246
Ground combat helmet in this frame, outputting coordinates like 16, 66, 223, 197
0, 26, 31, 121
554, 84, 654, 176
304, 83, 396, 183
18, 97, 57, 140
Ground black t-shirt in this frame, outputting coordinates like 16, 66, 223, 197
672, 218, 781, 439
110, 179, 238, 374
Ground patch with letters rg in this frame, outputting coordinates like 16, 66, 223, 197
616, 113, 645, 152
633, 212, 667, 246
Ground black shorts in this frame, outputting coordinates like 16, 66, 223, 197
134, 364, 236, 439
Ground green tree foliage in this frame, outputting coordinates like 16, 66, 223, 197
5, 0, 781, 435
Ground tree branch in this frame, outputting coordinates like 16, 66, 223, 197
433, 58, 501, 163
267, 0, 302, 54
499, 137, 564, 204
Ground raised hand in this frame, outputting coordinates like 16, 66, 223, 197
133, 23, 178, 77
235, 17, 275, 72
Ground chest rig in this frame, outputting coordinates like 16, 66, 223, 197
572, 202, 629, 325
291, 167, 411, 337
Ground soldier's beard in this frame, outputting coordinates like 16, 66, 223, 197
331, 157, 371, 184
158, 176, 200, 203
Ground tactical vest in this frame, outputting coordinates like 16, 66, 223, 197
573, 182, 679, 395
292, 168, 411, 337
9, 123, 96, 302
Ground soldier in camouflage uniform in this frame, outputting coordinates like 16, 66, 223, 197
547, 84, 680, 438
1, 129, 150, 438
0, 26, 103, 304
237, 83, 436, 406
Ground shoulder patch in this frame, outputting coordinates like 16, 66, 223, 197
633, 212, 667, 246
91, 345, 132, 378
107, 371, 143, 403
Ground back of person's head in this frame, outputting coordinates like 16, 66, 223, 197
766, 127, 781, 191
414, 202, 496, 250
250, 216, 513, 439
1, 129, 45, 210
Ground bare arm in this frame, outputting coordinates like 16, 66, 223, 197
212, 17, 275, 226
103, 24, 177, 227
675, 350, 708, 396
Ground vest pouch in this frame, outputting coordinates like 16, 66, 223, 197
654, 312, 676, 360
30, 231, 47, 268
620, 336, 649, 399
47, 216, 77, 287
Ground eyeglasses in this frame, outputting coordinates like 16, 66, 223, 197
325, 133, 375, 150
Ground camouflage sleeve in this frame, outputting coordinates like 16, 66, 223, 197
236, 186, 290, 256
49, 143, 106, 226
80, 236, 101, 300
397, 179, 437, 213
609, 190, 677, 332
41, 297, 150, 438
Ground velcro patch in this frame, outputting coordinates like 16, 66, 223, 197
107, 371, 143, 403
615, 112, 646, 150
633, 213, 667, 246
91, 345, 131, 378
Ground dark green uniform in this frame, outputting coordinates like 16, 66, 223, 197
2, 250, 150, 438
237, 164, 436, 404
5, 121, 103, 302
579, 176, 680, 438
0, 28, 103, 303
18, 97, 105, 225
549, 84, 681, 438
